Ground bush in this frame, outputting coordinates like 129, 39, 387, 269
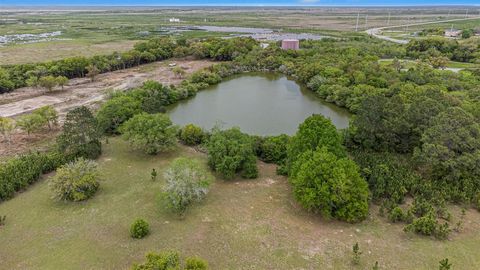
290, 147, 369, 223
16, 113, 45, 136
388, 207, 405, 223
96, 95, 142, 134
120, 113, 178, 155
130, 218, 150, 239
162, 158, 211, 214
405, 214, 437, 236
131, 250, 180, 270
257, 134, 289, 164
179, 124, 205, 146
49, 158, 100, 202
131, 250, 208, 270
33, 105, 58, 130
185, 257, 208, 270
57, 106, 102, 160
206, 127, 258, 180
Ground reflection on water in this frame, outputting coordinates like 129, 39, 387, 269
168, 73, 351, 136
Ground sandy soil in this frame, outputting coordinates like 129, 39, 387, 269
0, 58, 212, 158
0, 58, 212, 117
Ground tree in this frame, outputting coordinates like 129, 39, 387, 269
0, 117, 15, 143
38, 75, 59, 92
33, 105, 58, 130
57, 106, 102, 160
86, 64, 100, 82
119, 113, 178, 154
0, 67, 14, 94
96, 95, 142, 134
257, 134, 289, 164
49, 158, 100, 202
287, 114, 345, 173
16, 113, 45, 136
179, 124, 205, 146
428, 56, 449, 69
391, 57, 403, 72
290, 147, 369, 222
172, 66, 186, 79
56, 76, 68, 90
461, 29, 474, 39
414, 107, 480, 201
161, 158, 212, 214
206, 127, 258, 179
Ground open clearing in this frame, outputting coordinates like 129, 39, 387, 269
0, 58, 212, 158
0, 58, 212, 117
0, 138, 479, 269
0, 39, 138, 65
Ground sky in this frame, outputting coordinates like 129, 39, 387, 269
1, 0, 479, 6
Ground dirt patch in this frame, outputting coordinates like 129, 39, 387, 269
0, 59, 212, 117
0, 59, 212, 158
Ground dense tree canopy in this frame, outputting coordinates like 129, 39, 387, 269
119, 113, 178, 155
290, 147, 369, 223
206, 128, 258, 179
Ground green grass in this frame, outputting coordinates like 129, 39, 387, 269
1, 138, 480, 269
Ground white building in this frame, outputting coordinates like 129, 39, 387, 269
445, 29, 462, 38
169, 18, 180, 23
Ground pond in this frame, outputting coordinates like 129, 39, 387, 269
167, 73, 351, 136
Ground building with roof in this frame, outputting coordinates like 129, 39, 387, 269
281, 39, 299, 50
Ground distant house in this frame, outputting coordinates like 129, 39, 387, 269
445, 29, 462, 38
281, 39, 300, 50
169, 18, 180, 23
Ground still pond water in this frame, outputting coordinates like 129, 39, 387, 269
168, 73, 351, 136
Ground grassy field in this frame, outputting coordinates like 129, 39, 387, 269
1, 137, 480, 269
1, 7, 479, 64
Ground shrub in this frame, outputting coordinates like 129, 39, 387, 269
0, 117, 15, 143
290, 147, 369, 223
0, 151, 68, 201
206, 127, 258, 180
257, 134, 289, 164
185, 257, 208, 270
388, 207, 405, 223
131, 250, 180, 270
33, 105, 58, 130
352, 242, 361, 265
130, 218, 150, 239
16, 113, 45, 136
120, 113, 178, 155
131, 250, 209, 270
49, 158, 100, 202
96, 95, 142, 134
57, 106, 102, 160
179, 124, 205, 146
409, 215, 436, 235
0, 215, 5, 226
162, 158, 211, 214
439, 258, 452, 270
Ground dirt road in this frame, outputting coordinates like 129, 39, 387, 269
366, 17, 480, 44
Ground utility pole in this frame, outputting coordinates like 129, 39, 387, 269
387, 12, 391, 26
355, 12, 360, 32
465, 9, 469, 18
365, 14, 368, 30
447, 10, 451, 19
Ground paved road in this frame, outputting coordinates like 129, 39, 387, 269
366, 17, 480, 44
